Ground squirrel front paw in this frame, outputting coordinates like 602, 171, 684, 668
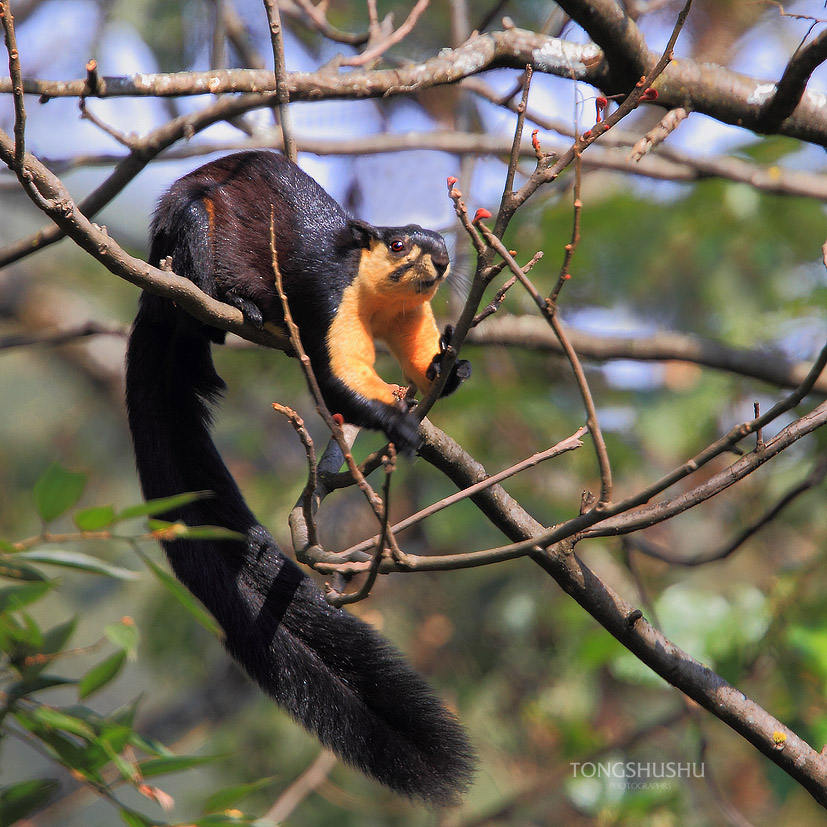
383, 398, 422, 458
426, 324, 471, 397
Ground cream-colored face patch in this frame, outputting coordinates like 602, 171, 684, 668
357, 239, 448, 304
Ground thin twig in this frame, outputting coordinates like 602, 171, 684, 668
327, 447, 399, 605
628, 106, 690, 161
329, 427, 587, 564
268, 211, 381, 510
291, 0, 370, 46
0, 0, 52, 211
267, 211, 411, 573
473, 220, 613, 504
263, 750, 337, 823
0, 321, 126, 351
501, 65, 533, 200
548, 147, 582, 308
78, 98, 138, 149
0, 0, 25, 172
272, 403, 318, 548
262, 0, 297, 163
629, 454, 827, 567
342, 0, 431, 67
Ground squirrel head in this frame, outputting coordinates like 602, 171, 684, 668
343, 219, 450, 303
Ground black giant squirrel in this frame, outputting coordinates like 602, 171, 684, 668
125, 151, 474, 805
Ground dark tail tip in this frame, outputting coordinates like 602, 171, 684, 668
220, 535, 476, 805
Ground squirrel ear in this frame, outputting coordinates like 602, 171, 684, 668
345, 219, 379, 250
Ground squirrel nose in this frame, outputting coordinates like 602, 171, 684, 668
431, 248, 449, 279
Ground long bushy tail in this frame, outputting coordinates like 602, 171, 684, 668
124, 292, 474, 805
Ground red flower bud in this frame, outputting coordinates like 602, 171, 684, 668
473, 208, 492, 223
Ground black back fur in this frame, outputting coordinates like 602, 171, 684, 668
125, 152, 474, 805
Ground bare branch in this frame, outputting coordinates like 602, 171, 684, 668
473, 221, 613, 504
2, 23, 826, 147
262, 0, 297, 163
762, 25, 827, 127
629, 452, 827, 566
0, 124, 290, 351
342, 0, 430, 67
628, 106, 689, 161
465, 314, 827, 394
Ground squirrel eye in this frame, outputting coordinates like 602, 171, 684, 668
389, 238, 407, 253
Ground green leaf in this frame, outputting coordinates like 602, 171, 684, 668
0, 555, 48, 581
73, 505, 117, 531
41, 617, 78, 656
146, 521, 244, 542
30, 707, 96, 740
33, 463, 87, 523
119, 807, 155, 827
96, 719, 134, 754
15, 550, 139, 580
139, 752, 225, 778
171, 525, 245, 542
78, 650, 127, 699
187, 814, 257, 825
137, 552, 220, 636
128, 731, 175, 758
0, 778, 60, 824
105, 620, 140, 654
110, 697, 141, 730
0, 581, 52, 614
6, 675, 77, 697
115, 491, 212, 522
101, 738, 138, 782
204, 777, 275, 813
14, 711, 96, 774
0, 538, 17, 552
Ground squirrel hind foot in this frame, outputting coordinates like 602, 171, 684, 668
225, 291, 265, 328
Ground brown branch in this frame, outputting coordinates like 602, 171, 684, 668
628, 453, 827, 566
290, 0, 370, 46
263, 750, 337, 823
272, 403, 319, 548
415, 422, 827, 806
369, 339, 827, 574
466, 314, 827, 394
0, 124, 290, 352
473, 222, 613, 504
762, 25, 827, 127
327, 447, 398, 606
1, 24, 825, 149
554, 0, 652, 84
0, 0, 25, 172
549, 148, 582, 307
342, 0, 430, 67
0, 321, 126, 351
78, 97, 138, 149
262, 0, 297, 163
500, 65, 533, 202
8, 128, 827, 202
530, 537, 827, 807
628, 106, 690, 161
583, 399, 827, 538
327, 427, 587, 565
